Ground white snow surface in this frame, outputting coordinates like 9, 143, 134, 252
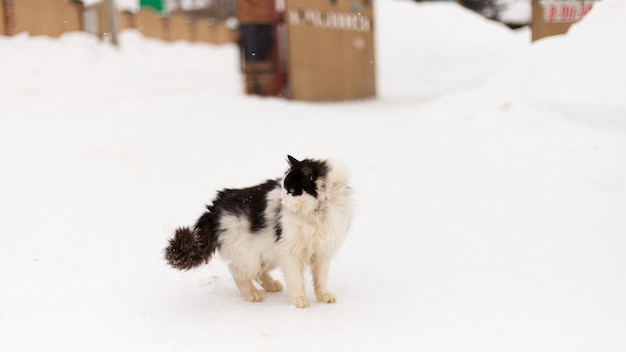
1, 1, 625, 351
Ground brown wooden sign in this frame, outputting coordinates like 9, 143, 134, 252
284, 0, 376, 101
532, 0, 600, 41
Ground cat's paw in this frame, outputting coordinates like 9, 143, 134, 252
261, 280, 283, 293
290, 296, 309, 308
243, 290, 263, 302
316, 292, 337, 304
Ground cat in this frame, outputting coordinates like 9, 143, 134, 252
165, 155, 353, 308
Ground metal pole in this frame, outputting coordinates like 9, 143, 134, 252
104, 0, 119, 46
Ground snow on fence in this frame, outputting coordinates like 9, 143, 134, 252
0, 0, 236, 44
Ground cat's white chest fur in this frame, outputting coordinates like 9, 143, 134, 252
280, 162, 352, 259
280, 200, 350, 261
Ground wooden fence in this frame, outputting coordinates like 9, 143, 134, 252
0, 0, 236, 44
14, 0, 82, 37
284, 0, 376, 101
0, 1, 5, 35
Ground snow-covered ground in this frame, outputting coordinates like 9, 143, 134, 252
1, 1, 625, 351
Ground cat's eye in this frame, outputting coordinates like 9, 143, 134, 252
289, 188, 295, 194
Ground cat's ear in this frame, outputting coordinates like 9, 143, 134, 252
287, 155, 300, 166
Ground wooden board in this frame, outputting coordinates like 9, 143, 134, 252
192, 18, 236, 44
0, 2, 5, 35
135, 8, 164, 39
531, 0, 597, 42
168, 12, 191, 41
238, 0, 275, 23
285, 0, 376, 101
14, 0, 81, 37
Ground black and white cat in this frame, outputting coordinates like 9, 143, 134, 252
165, 155, 353, 308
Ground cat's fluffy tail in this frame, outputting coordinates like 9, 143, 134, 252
165, 226, 215, 270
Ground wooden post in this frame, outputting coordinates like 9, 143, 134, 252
104, 0, 119, 45
2, 0, 16, 36
237, 0, 282, 96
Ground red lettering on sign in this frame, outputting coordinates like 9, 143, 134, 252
543, 1, 597, 23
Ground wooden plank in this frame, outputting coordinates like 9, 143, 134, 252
213, 21, 236, 44
339, 0, 358, 100
238, 0, 275, 23
196, 17, 214, 43
135, 8, 164, 39
531, 0, 572, 41
285, 0, 312, 100
352, 0, 376, 99
196, 18, 234, 44
0, 2, 5, 35
120, 11, 136, 31
325, 0, 344, 101
168, 12, 190, 41
285, 0, 375, 101
14, 0, 82, 37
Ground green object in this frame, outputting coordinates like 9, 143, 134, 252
140, 0, 164, 14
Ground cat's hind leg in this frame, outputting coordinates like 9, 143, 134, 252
259, 271, 283, 293
229, 265, 263, 302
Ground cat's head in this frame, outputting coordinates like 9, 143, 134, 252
280, 155, 330, 214
283, 155, 329, 197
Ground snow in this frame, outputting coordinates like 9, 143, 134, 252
519, 0, 626, 119
1, 1, 625, 351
